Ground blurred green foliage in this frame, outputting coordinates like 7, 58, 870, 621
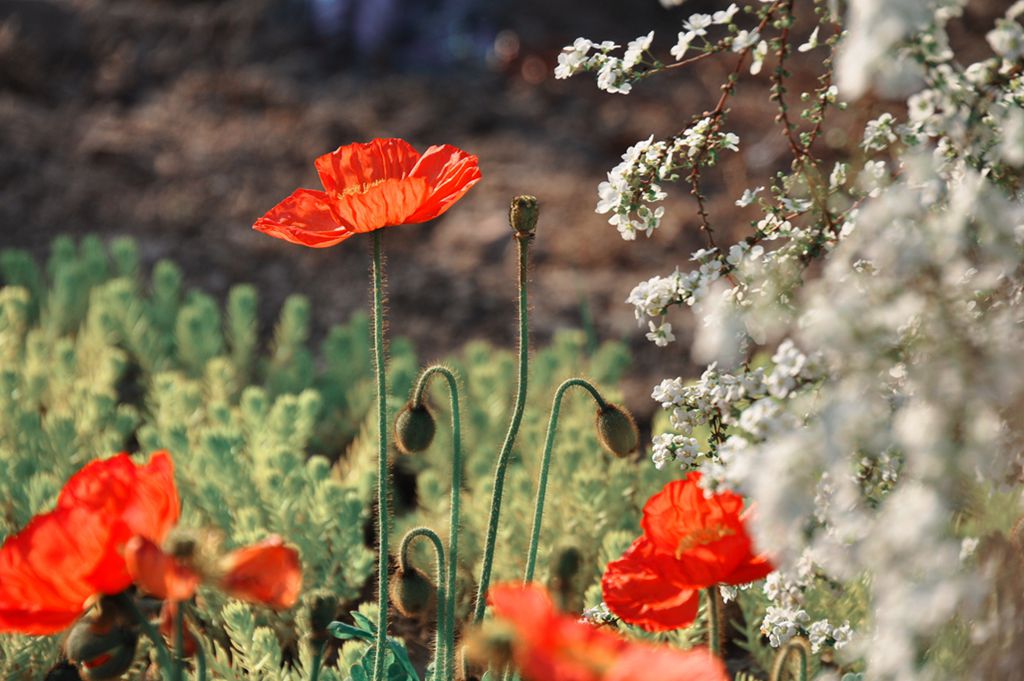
0, 236, 684, 680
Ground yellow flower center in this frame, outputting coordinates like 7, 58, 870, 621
675, 525, 735, 557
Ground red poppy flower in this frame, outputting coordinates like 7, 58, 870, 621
487, 584, 727, 681
125, 535, 302, 610
253, 138, 482, 248
602, 472, 773, 632
0, 453, 179, 635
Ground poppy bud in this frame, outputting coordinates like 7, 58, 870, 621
307, 590, 338, 643
389, 566, 437, 618
65, 618, 138, 681
509, 195, 539, 236
595, 403, 639, 457
394, 403, 436, 454
553, 545, 583, 584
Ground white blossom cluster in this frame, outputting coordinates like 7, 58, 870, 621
568, 0, 1024, 678
596, 123, 740, 241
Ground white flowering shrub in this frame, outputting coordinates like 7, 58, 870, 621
560, 0, 1024, 678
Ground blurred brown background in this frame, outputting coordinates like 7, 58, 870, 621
0, 0, 1003, 421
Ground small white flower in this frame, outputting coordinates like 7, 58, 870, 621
732, 29, 760, 52
671, 31, 697, 60
797, 26, 821, 53
623, 31, 654, 69
683, 13, 712, 36
736, 186, 764, 207
750, 40, 769, 75
712, 3, 739, 25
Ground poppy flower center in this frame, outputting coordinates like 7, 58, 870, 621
339, 178, 387, 197
674, 525, 735, 556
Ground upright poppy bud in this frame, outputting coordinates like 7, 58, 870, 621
394, 403, 436, 454
596, 403, 640, 457
389, 565, 437, 618
548, 545, 584, 612
65, 616, 138, 681
509, 195, 539, 236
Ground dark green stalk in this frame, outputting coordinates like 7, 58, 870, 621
398, 528, 448, 681
309, 642, 324, 681
118, 594, 175, 681
706, 586, 721, 657
411, 366, 463, 681
524, 378, 607, 582
473, 233, 531, 623
195, 636, 207, 681
371, 231, 391, 681
173, 605, 184, 681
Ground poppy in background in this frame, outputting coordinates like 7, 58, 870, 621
602, 472, 773, 632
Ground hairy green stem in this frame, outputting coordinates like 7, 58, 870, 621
770, 637, 810, 681
371, 231, 391, 681
707, 586, 721, 657
310, 642, 324, 681
173, 605, 184, 681
524, 378, 607, 582
473, 234, 531, 623
399, 528, 448, 681
195, 642, 207, 681
118, 595, 175, 681
411, 366, 463, 681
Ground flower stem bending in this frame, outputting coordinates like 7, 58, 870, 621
398, 528, 448, 681
770, 636, 810, 681
370, 230, 392, 681
524, 378, 607, 582
473, 230, 532, 623
410, 365, 463, 681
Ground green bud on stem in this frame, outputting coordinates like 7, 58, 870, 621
394, 403, 436, 454
389, 566, 437, 618
509, 195, 539, 236
595, 403, 639, 457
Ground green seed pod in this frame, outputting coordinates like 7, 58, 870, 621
306, 589, 338, 643
595, 403, 639, 457
389, 566, 437, 618
509, 195, 539, 236
65, 618, 138, 681
552, 545, 583, 584
394, 403, 436, 454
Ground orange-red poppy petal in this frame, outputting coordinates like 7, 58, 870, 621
124, 536, 200, 602
315, 138, 422, 196
724, 552, 774, 585
254, 188, 355, 248
601, 537, 701, 632
0, 505, 114, 634
329, 176, 430, 233
219, 536, 302, 609
405, 144, 482, 224
605, 645, 728, 681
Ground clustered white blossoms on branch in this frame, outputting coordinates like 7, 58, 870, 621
560, 0, 1024, 678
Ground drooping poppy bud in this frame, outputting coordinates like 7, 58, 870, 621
552, 545, 583, 584
65, 617, 139, 681
389, 566, 437, 618
595, 403, 640, 457
394, 403, 436, 454
548, 545, 584, 612
509, 195, 539, 236
306, 590, 338, 644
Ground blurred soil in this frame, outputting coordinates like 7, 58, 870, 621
0, 0, 1003, 426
